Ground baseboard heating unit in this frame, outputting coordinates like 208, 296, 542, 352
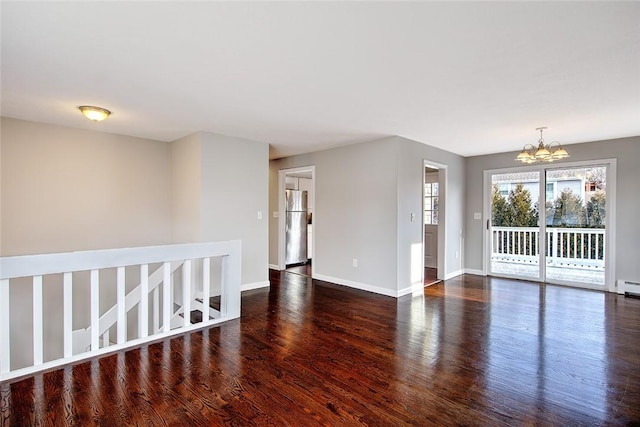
617, 280, 640, 298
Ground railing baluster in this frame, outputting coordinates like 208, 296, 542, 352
33, 276, 43, 365
202, 258, 211, 322
162, 262, 171, 333
153, 286, 159, 334
91, 270, 100, 351
139, 264, 149, 339
182, 260, 192, 328
224, 241, 242, 319
63, 272, 73, 358
116, 266, 126, 344
0, 279, 10, 374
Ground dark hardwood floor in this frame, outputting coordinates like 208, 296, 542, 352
425, 267, 439, 285
285, 261, 312, 277
2, 271, 640, 426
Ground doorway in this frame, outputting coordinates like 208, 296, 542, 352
485, 161, 615, 291
278, 166, 315, 278
423, 161, 447, 286
424, 166, 440, 285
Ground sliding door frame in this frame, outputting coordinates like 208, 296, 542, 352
483, 159, 616, 292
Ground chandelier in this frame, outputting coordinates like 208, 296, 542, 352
515, 127, 569, 164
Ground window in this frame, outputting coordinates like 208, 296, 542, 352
546, 182, 556, 201
424, 182, 439, 225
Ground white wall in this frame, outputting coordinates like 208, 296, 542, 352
464, 136, 640, 285
1, 117, 172, 255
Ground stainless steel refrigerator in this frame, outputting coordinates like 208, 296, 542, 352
285, 190, 308, 265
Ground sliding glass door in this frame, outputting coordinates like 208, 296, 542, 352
489, 171, 541, 281
544, 166, 606, 286
488, 164, 609, 288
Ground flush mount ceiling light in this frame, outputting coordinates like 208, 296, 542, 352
78, 105, 111, 122
515, 127, 569, 164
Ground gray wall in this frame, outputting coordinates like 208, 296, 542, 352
397, 137, 466, 289
171, 133, 202, 243
270, 137, 400, 294
170, 131, 270, 288
199, 132, 269, 288
464, 136, 640, 284
270, 136, 466, 295
1, 117, 172, 255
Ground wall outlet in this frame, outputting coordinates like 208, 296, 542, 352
352, 258, 358, 267
257, 211, 263, 220
410, 213, 416, 222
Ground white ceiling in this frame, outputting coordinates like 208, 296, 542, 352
2, 2, 639, 159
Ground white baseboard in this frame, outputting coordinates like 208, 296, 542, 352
268, 264, 280, 270
444, 269, 464, 280
313, 273, 397, 298
397, 286, 412, 297
464, 268, 485, 276
241, 280, 270, 292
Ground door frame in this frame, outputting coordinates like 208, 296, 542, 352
423, 160, 447, 281
483, 158, 617, 292
278, 166, 316, 276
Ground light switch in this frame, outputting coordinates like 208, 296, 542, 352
474, 212, 482, 220
411, 213, 416, 222
257, 211, 263, 220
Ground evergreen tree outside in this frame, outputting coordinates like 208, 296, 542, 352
549, 189, 586, 227
586, 192, 606, 227
506, 184, 538, 227
491, 185, 509, 226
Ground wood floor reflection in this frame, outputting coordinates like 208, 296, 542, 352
2, 272, 640, 425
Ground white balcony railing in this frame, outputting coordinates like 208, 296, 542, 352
492, 227, 605, 270
0, 241, 241, 382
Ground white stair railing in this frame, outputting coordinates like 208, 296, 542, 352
0, 241, 241, 383
71, 260, 185, 354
